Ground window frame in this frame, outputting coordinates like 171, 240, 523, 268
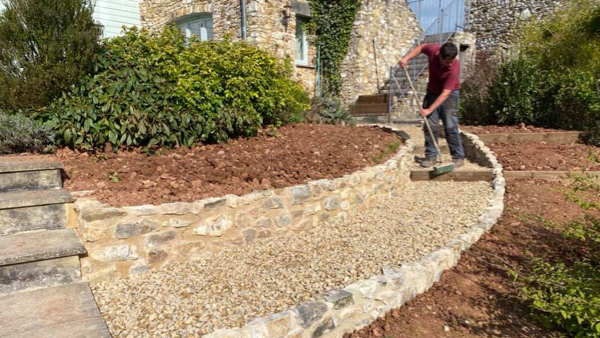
175, 13, 214, 42
295, 15, 309, 67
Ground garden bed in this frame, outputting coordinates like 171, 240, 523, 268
488, 142, 600, 171
461, 124, 572, 134
8, 124, 401, 207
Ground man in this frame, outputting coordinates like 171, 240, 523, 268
399, 42, 465, 168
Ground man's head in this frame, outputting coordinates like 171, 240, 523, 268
439, 42, 458, 68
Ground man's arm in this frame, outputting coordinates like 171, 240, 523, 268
420, 89, 452, 117
399, 44, 424, 68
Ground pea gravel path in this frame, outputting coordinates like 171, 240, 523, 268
91, 180, 493, 338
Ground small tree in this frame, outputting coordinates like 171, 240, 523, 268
0, 0, 102, 112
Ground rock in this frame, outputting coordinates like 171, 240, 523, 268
290, 185, 312, 205
91, 245, 138, 262
276, 213, 292, 227
292, 301, 328, 329
203, 198, 227, 210
81, 207, 126, 222
312, 318, 336, 338
323, 289, 354, 309
244, 229, 258, 244
170, 218, 192, 228
303, 203, 321, 216
123, 205, 158, 215
159, 202, 199, 215
323, 197, 340, 211
256, 217, 273, 227
146, 231, 176, 248
148, 249, 168, 264
194, 216, 233, 236
114, 220, 158, 239
262, 197, 285, 210
263, 312, 290, 338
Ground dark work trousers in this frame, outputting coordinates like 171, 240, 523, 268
422, 89, 465, 160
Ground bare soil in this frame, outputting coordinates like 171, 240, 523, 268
489, 142, 600, 171
348, 178, 600, 338
462, 124, 572, 134
49, 124, 400, 207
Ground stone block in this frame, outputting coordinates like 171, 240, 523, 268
170, 218, 192, 228
291, 301, 328, 329
146, 231, 176, 248
345, 279, 378, 299
290, 185, 312, 205
203, 198, 227, 211
244, 229, 258, 244
262, 197, 285, 210
114, 219, 158, 239
323, 197, 340, 211
123, 205, 157, 215
311, 317, 336, 338
148, 249, 168, 264
194, 216, 233, 236
323, 289, 354, 309
276, 213, 292, 227
90, 245, 138, 262
81, 207, 126, 223
256, 217, 273, 227
159, 202, 199, 215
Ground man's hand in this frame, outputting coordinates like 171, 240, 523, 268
419, 108, 432, 117
399, 59, 408, 69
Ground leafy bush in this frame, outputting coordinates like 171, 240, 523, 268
458, 53, 499, 125
305, 96, 354, 125
0, 0, 102, 112
516, 176, 600, 337
0, 112, 55, 154
36, 27, 309, 150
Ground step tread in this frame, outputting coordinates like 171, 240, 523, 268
0, 189, 73, 210
0, 229, 86, 266
0, 160, 63, 174
0, 282, 111, 338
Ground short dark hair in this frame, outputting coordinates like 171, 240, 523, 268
440, 42, 458, 59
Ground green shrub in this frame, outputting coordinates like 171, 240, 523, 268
458, 54, 499, 125
36, 27, 309, 150
0, 112, 55, 154
306, 96, 354, 125
0, 0, 102, 112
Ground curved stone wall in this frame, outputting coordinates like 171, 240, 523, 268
67, 128, 413, 283
202, 129, 504, 338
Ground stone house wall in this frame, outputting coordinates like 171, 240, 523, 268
67, 135, 413, 283
139, 0, 318, 93
340, 0, 423, 105
467, 0, 562, 52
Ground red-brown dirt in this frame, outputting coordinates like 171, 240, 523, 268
489, 142, 600, 171
462, 124, 572, 134
51, 124, 400, 207
349, 178, 600, 338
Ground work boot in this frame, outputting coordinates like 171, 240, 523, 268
420, 158, 437, 168
452, 158, 465, 168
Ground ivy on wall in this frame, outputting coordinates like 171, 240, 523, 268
306, 0, 361, 96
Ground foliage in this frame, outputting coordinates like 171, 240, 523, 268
36, 27, 309, 150
0, 111, 55, 154
516, 175, 600, 337
306, 0, 361, 96
461, 0, 600, 143
0, 0, 102, 112
306, 96, 354, 125
458, 53, 499, 125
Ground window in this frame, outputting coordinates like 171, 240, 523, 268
295, 16, 309, 66
177, 14, 213, 41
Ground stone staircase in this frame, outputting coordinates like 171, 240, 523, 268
351, 33, 455, 124
0, 159, 110, 338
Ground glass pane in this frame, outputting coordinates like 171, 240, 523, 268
296, 19, 305, 62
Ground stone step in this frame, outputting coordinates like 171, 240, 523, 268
0, 228, 86, 267
0, 190, 73, 236
0, 256, 81, 296
0, 282, 111, 338
0, 161, 63, 193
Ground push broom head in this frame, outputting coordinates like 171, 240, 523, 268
432, 162, 455, 175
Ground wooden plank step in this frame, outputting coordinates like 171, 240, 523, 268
350, 103, 388, 115
0, 282, 111, 338
476, 131, 584, 144
0, 229, 85, 267
356, 94, 387, 104
0, 189, 72, 210
504, 171, 600, 180
411, 170, 494, 182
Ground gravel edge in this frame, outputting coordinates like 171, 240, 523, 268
202, 129, 505, 338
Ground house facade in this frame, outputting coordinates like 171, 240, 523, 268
0, 0, 423, 103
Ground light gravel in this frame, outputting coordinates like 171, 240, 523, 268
91, 181, 493, 338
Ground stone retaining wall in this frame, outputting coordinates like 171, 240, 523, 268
67, 130, 413, 283
203, 128, 504, 338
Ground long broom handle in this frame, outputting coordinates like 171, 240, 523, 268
400, 66, 446, 163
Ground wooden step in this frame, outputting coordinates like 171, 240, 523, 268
0, 229, 85, 267
350, 103, 388, 116
411, 170, 494, 181
0, 190, 72, 236
356, 94, 387, 104
0, 282, 111, 338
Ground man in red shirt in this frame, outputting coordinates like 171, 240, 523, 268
399, 42, 465, 168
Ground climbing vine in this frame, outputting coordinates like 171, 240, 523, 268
306, 0, 361, 96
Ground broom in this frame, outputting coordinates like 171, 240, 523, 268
400, 66, 454, 175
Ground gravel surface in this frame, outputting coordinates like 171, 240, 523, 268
91, 181, 493, 338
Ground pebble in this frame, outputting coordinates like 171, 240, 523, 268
91, 180, 493, 338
